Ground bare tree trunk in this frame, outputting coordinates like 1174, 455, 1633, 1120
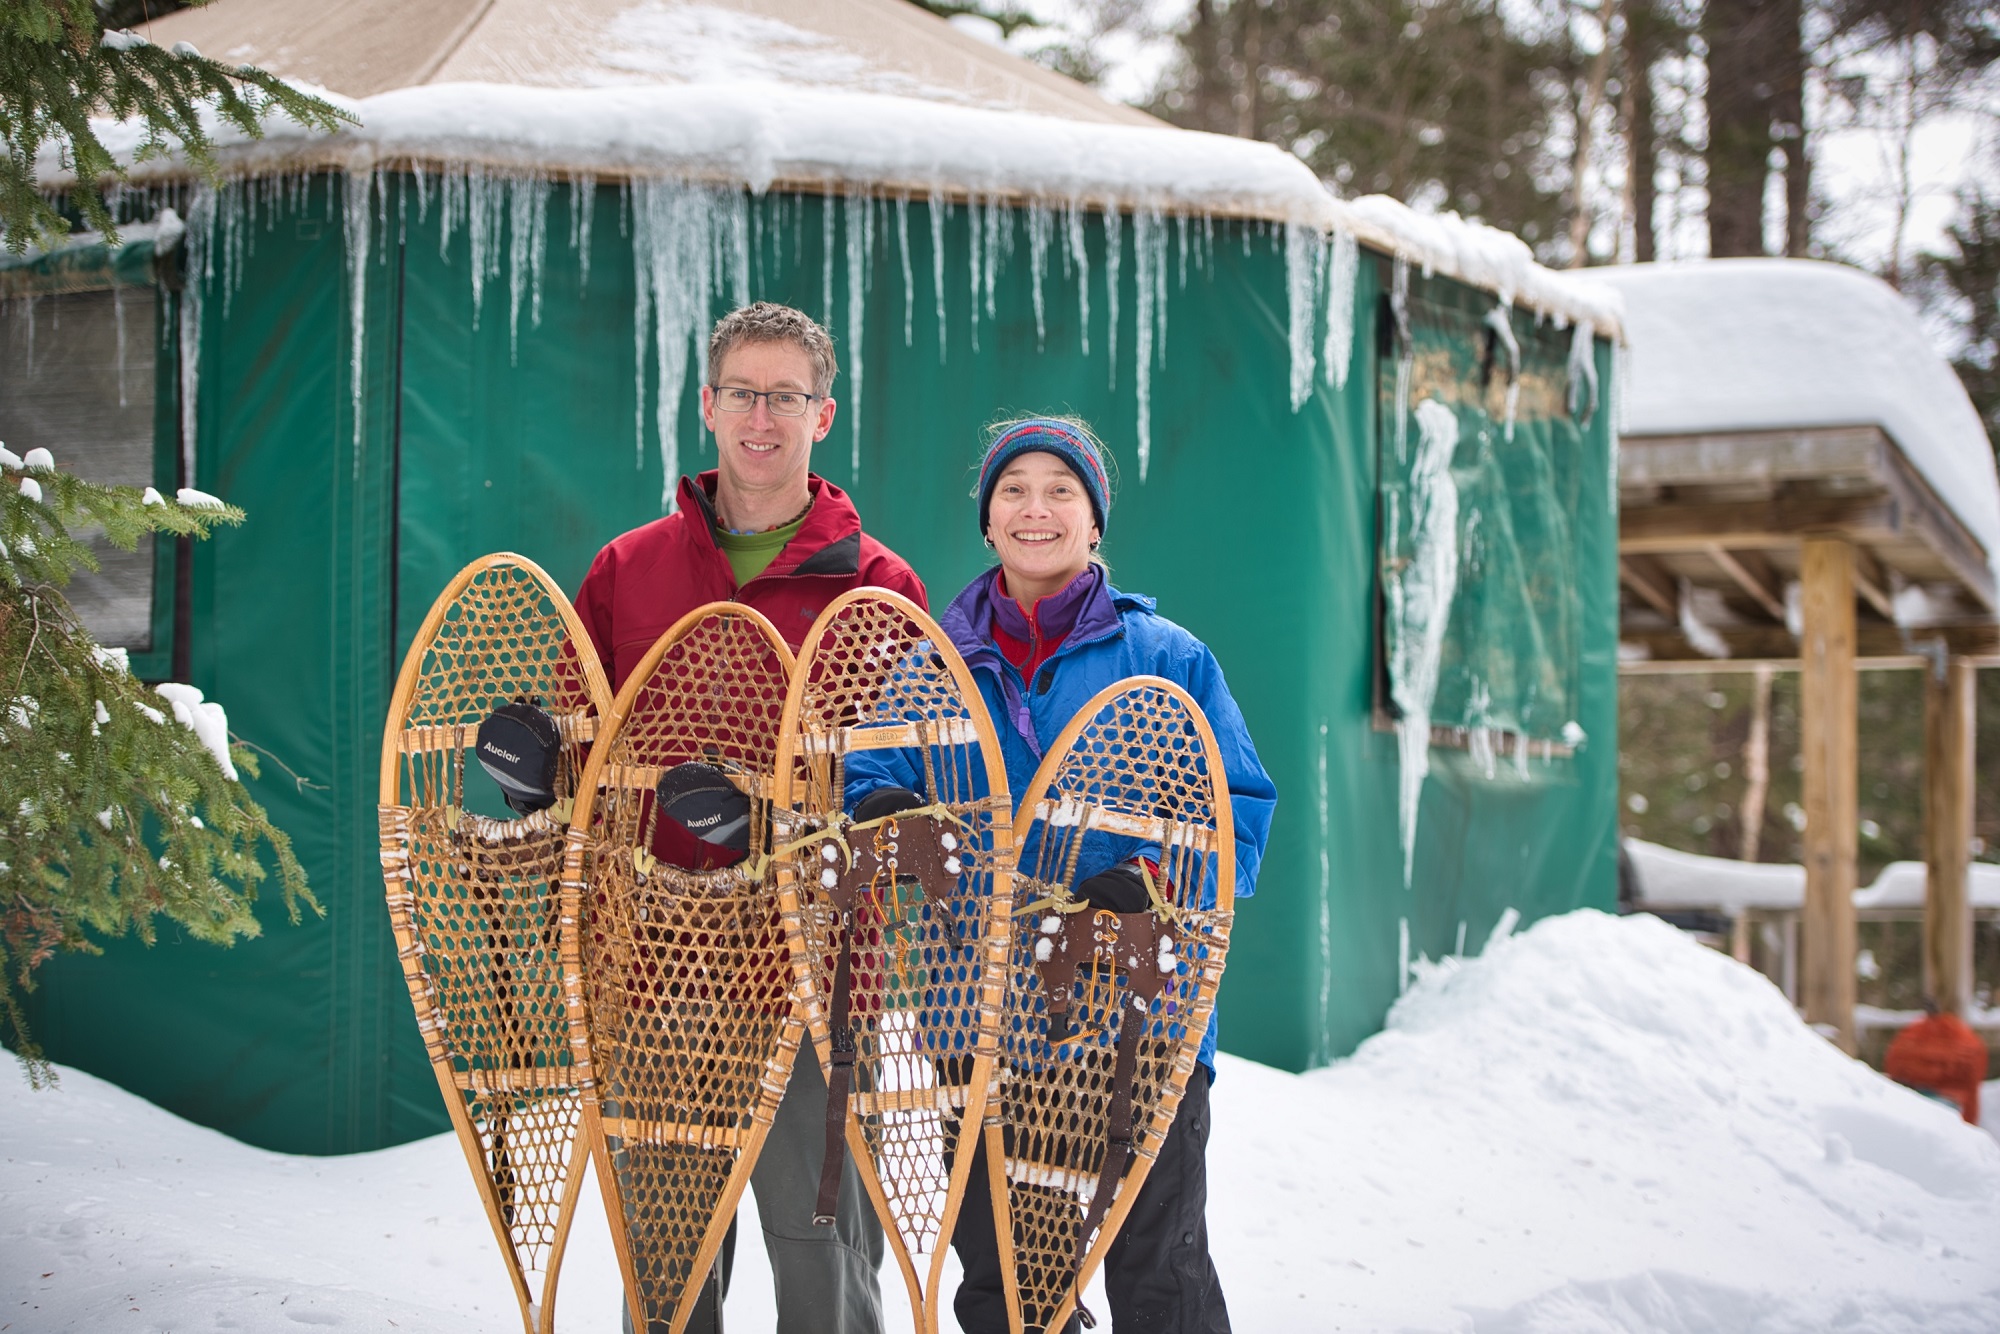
1568, 0, 1622, 264
1188, 0, 1233, 136
1703, 0, 1779, 256
1773, 0, 1810, 254
1237, 0, 1265, 140
1741, 663, 1774, 862
1624, 0, 1660, 262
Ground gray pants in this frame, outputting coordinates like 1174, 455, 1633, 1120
623, 1051, 886, 1334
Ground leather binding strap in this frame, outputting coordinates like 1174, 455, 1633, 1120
815, 907, 858, 1227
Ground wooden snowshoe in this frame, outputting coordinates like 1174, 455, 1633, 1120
771, 588, 1015, 1334
378, 553, 611, 1334
559, 602, 799, 1334
993, 676, 1237, 1333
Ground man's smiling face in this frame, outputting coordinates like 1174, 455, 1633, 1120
700, 339, 836, 503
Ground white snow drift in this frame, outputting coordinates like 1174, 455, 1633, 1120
5, 908, 1995, 1331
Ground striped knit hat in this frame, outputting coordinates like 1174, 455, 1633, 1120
975, 418, 1112, 538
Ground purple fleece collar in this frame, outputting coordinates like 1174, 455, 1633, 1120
990, 565, 1102, 646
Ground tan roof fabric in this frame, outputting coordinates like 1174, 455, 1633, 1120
142, 0, 1159, 127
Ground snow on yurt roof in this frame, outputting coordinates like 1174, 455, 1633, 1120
1595, 259, 2000, 562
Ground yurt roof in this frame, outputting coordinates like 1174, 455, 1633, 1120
137, 0, 1158, 126
60, 0, 1624, 333
1597, 259, 2000, 583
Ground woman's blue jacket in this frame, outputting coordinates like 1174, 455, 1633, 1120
843, 567, 1277, 1073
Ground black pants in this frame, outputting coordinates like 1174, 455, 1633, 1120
949, 1065, 1229, 1334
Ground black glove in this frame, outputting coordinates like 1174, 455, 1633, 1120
853, 785, 925, 824
1077, 862, 1151, 913
475, 699, 562, 816
651, 762, 751, 869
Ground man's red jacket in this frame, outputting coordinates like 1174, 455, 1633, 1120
575, 471, 928, 689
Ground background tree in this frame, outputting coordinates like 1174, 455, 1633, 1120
2, 449, 311, 1080
2, 0, 351, 250
1150, 0, 1582, 249
1916, 183, 2000, 451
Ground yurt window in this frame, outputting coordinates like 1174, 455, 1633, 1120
0, 286, 163, 654
1374, 272, 1589, 758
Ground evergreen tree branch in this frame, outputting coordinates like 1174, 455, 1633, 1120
2, 0, 357, 252
2, 452, 315, 1083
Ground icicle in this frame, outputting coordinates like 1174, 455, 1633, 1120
722, 189, 750, 310
1390, 256, 1412, 465
895, 192, 913, 348
1466, 678, 1497, 780
844, 188, 874, 477
1176, 213, 1190, 289
981, 196, 1006, 323
574, 171, 596, 292
344, 170, 372, 479
465, 165, 511, 330
1567, 319, 1598, 428
179, 184, 215, 489
506, 171, 552, 362
820, 193, 835, 328
966, 193, 982, 353
1103, 206, 1121, 390
929, 188, 948, 363
1485, 301, 1521, 442
113, 283, 128, 409
1132, 207, 1167, 483
1398, 917, 1411, 995
1322, 229, 1359, 391
1026, 201, 1052, 352
630, 179, 740, 503
1065, 198, 1089, 357
1387, 398, 1462, 888
1284, 222, 1325, 412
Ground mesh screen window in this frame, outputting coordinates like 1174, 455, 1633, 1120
0, 287, 160, 651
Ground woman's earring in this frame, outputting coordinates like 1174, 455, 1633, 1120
1089, 540, 1100, 552
983, 534, 995, 549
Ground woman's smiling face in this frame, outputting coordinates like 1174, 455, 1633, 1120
987, 451, 1099, 603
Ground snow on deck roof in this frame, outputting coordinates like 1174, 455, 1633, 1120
1595, 259, 2000, 562
1628, 838, 2000, 912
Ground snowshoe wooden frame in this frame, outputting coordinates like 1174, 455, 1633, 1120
992, 676, 1236, 1333
378, 553, 612, 1334
560, 602, 801, 1334
771, 588, 1015, 1334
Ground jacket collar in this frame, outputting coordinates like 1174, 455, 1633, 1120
678, 471, 862, 579
940, 565, 1136, 667
989, 565, 1101, 647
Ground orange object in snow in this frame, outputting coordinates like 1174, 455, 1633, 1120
1884, 1011, 1989, 1125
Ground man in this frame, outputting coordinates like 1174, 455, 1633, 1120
577, 302, 921, 1334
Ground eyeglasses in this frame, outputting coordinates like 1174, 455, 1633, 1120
711, 386, 820, 417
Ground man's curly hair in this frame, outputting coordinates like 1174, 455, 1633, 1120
706, 302, 839, 397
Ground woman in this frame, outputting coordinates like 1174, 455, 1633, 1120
845, 415, 1275, 1334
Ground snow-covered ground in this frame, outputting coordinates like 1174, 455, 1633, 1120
6, 909, 1997, 1332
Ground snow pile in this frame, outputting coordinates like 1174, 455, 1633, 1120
7, 910, 1997, 1331
1596, 259, 2000, 566
1217, 909, 2000, 1331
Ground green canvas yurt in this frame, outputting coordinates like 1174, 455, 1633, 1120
4, 0, 1624, 1153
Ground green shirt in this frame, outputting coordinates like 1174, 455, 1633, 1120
715, 512, 807, 588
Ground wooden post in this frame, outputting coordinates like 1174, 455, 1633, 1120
1922, 655, 1976, 1015
1799, 537, 1858, 1050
